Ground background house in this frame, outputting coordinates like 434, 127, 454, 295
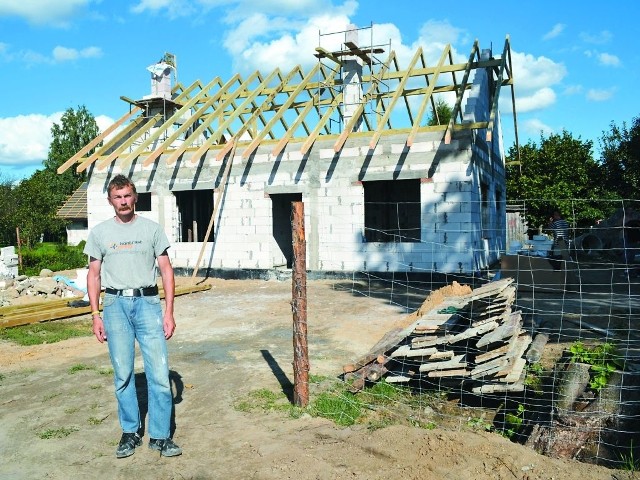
56, 182, 89, 246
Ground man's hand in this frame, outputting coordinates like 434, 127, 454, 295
93, 316, 107, 343
163, 312, 176, 340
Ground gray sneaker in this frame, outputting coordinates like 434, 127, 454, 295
116, 432, 142, 458
148, 437, 182, 457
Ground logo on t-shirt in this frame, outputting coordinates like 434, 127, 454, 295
109, 240, 143, 251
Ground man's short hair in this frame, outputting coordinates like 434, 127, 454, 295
108, 174, 137, 196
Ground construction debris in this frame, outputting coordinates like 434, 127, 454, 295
344, 277, 532, 393
0, 272, 87, 308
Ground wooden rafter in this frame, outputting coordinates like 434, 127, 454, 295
95, 114, 164, 171
188, 71, 262, 164
213, 67, 294, 161
486, 36, 511, 142
444, 40, 481, 144
210, 69, 296, 160
369, 47, 422, 150
241, 62, 322, 159
407, 46, 452, 147
163, 73, 242, 166
57, 107, 141, 174
117, 77, 221, 170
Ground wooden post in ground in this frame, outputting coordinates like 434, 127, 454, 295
291, 201, 309, 407
15, 227, 22, 270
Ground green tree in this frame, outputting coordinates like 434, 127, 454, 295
599, 116, 640, 199
0, 172, 18, 246
427, 98, 453, 126
13, 171, 66, 247
505, 130, 615, 234
12, 106, 100, 247
45, 105, 99, 199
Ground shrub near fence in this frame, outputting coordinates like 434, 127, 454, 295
19, 242, 87, 276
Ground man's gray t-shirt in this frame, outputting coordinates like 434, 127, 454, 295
84, 216, 171, 290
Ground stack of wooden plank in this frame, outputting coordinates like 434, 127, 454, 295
0, 283, 212, 329
344, 277, 532, 394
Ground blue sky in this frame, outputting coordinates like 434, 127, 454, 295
0, 0, 637, 180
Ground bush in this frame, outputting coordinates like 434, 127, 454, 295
20, 242, 87, 276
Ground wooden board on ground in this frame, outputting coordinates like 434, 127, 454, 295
0, 283, 212, 329
419, 354, 466, 372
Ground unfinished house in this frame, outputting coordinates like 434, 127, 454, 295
58, 27, 516, 278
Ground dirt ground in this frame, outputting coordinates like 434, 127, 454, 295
0, 275, 636, 480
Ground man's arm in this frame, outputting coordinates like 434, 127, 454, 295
87, 257, 106, 343
157, 251, 176, 340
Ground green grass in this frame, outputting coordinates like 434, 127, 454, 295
0, 319, 92, 346
68, 363, 92, 374
235, 379, 445, 430
87, 416, 106, 425
38, 427, 78, 439
309, 391, 363, 426
234, 388, 303, 418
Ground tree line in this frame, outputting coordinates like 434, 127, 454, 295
505, 116, 640, 234
0, 104, 638, 248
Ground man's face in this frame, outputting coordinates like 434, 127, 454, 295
108, 185, 137, 216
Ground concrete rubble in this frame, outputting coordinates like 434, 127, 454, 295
0, 269, 86, 308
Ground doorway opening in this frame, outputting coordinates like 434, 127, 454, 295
271, 193, 302, 268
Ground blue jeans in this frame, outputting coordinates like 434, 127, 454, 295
102, 293, 172, 439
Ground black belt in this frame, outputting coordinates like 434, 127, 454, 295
105, 286, 158, 297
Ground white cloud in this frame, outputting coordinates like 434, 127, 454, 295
131, 0, 199, 19
587, 88, 615, 101
52, 45, 103, 62
522, 118, 554, 137
580, 30, 613, 45
0, 112, 116, 178
563, 84, 583, 95
0, 113, 63, 168
226, 12, 356, 74
506, 50, 565, 113
0, 0, 90, 26
597, 52, 621, 67
0, 44, 102, 65
223, 12, 471, 78
131, 0, 338, 20
95, 115, 114, 131
510, 50, 567, 92
515, 87, 557, 113
543, 23, 565, 41
414, 19, 468, 65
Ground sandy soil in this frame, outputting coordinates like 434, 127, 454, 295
0, 276, 633, 480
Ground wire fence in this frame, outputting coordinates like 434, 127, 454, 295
314, 198, 640, 470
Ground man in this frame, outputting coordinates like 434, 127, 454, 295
84, 174, 181, 458
549, 210, 570, 244
548, 210, 571, 259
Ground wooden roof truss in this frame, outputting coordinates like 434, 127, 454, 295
58, 36, 517, 174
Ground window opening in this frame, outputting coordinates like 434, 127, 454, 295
364, 179, 420, 243
137, 192, 152, 212
174, 189, 214, 242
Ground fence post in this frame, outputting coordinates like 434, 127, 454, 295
291, 200, 309, 407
